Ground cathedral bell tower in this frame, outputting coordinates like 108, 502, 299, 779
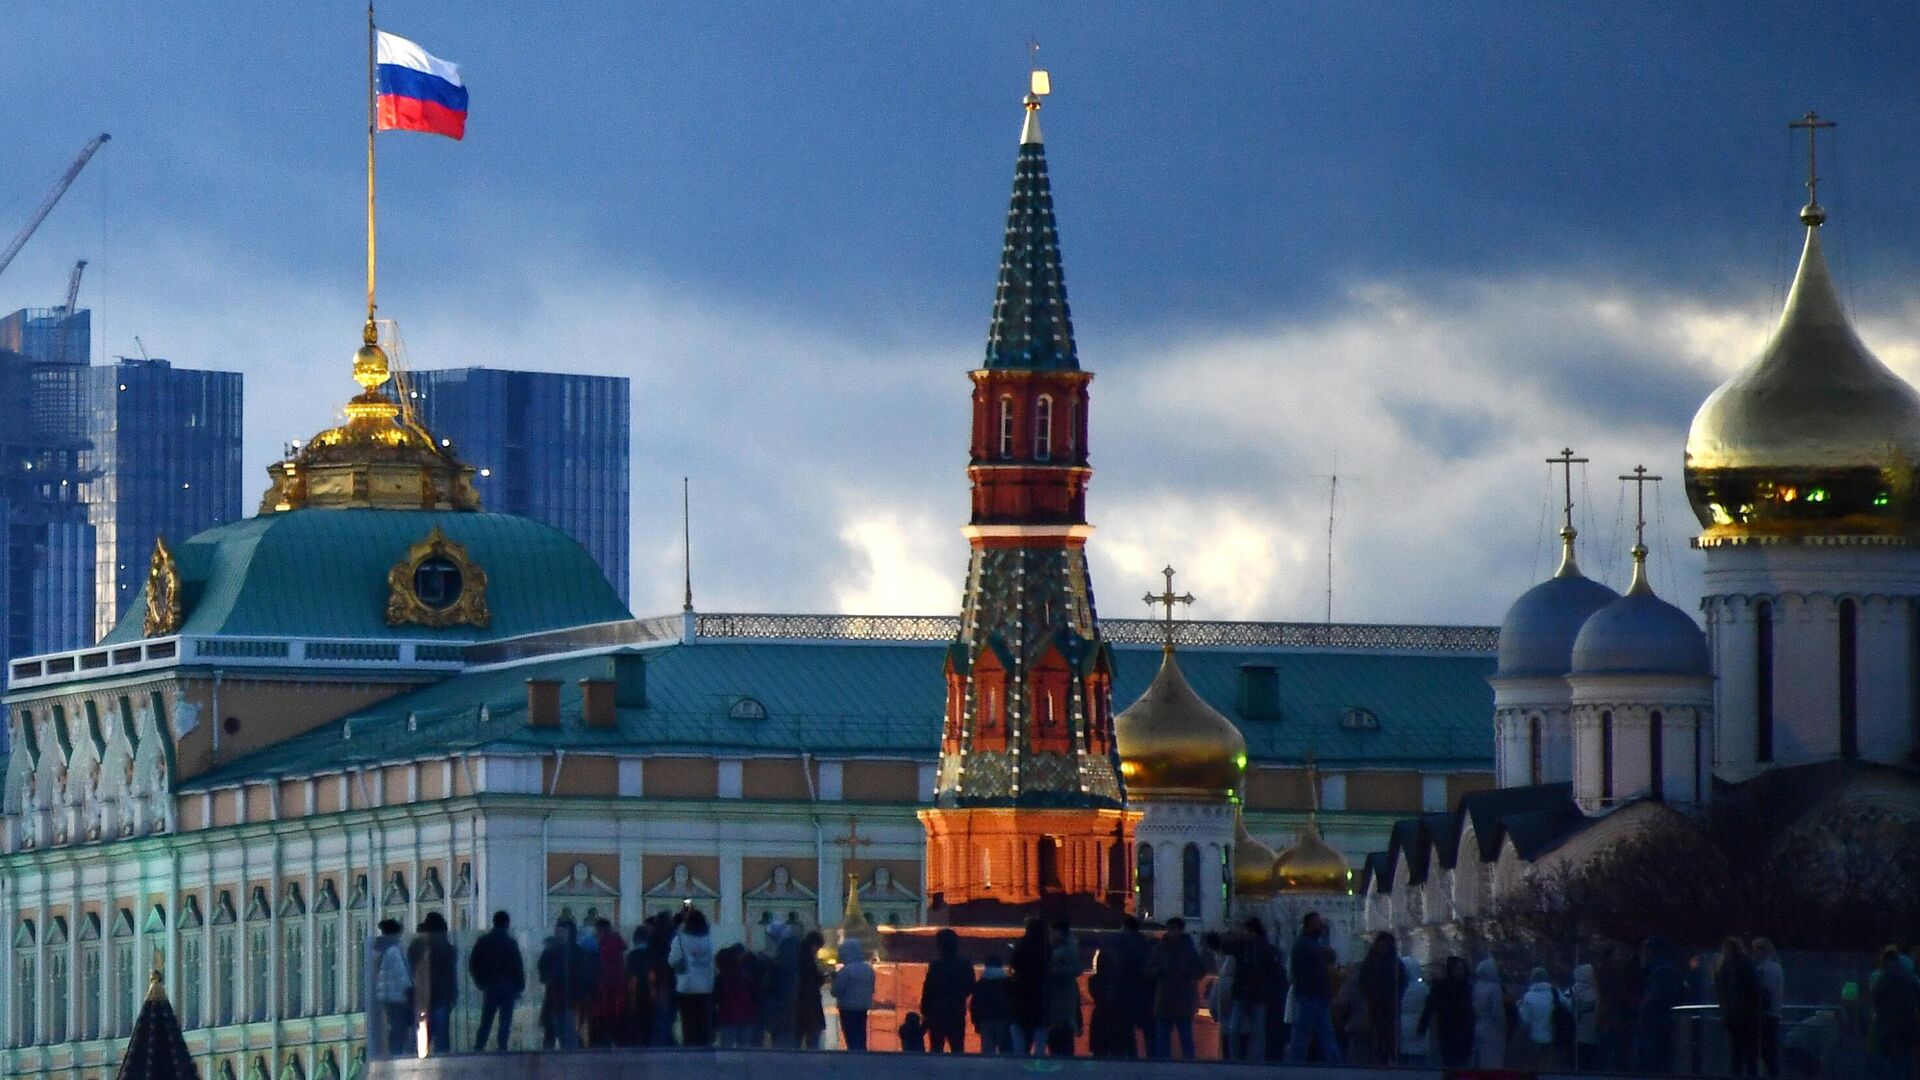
919, 69, 1138, 927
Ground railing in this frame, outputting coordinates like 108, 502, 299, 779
695, 613, 1498, 653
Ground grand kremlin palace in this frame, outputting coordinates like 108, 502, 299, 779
0, 79, 1499, 1079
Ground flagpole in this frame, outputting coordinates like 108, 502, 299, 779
366, 0, 377, 335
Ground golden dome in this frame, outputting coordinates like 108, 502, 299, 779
1684, 218, 1920, 545
1271, 816, 1351, 894
260, 322, 481, 514
1232, 815, 1277, 898
1114, 648, 1247, 801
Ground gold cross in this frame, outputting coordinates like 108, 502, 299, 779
1546, 447, 1589, 534
832, 817, 874, 859
1619, 465, 1663, 552
1143, 565, 1194, 651
1789, 110, 1837, 224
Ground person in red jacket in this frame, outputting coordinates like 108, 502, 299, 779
714, 944, 758, 1047
588, 918, 627, 1046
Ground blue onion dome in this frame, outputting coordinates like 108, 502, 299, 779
1496, 528, 1620, 678
1571, 555, 1709, 677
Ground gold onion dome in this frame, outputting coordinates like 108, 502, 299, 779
1232, 814, 1277, 898
1114, 648, 1247, 801
1271, 816, 1351, 894
261, 320, 481, 514
1684, 212, 1920, 544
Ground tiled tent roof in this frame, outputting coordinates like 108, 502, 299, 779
101, 509, 630, 644
984, 116, 1078, 371
114, 974, 197, 1080
182, 637, 1495, 788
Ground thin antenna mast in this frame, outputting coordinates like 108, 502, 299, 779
1325, 471, 1337, 625
682, 477, 693, 612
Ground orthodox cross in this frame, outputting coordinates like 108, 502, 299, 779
832, 817, 874, 860
1789, 110, 1836, 223
1143, 565, 1194, 650
1619, 465, 1662, 552
1546, 447, 1589, 533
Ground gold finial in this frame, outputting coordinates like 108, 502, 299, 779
1143, 565, 1195, 653
1789, 111, 1836, 226
1547, 447, 1590, 578
1619, 465, 1662, 596
1022, 40, 1049, 145
353, 318, 392, 392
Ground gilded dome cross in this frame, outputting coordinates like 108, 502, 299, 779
1789, 110, 1836, 225
1143, 565, 1194, 651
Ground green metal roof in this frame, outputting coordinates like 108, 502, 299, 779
183, 638, 1494, 788
102, 509, 630, 644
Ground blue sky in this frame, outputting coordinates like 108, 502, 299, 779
7, 3, 1920, 624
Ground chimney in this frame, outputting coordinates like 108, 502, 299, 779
580, 679, 617, 730
611, 652, 647, 708
526, 680, 561, 728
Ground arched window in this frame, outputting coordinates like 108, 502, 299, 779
1600, 710, 1615, 805
1528, 715, 1543, 784
973, 650, 1009, 752
998, 396, 1015, 459
1181, 843, 1203, 919
1136, 844, 1155, 920
1067, 399, 1079, 459
1029, 648, 1072, 754
1839, 599, 1859, 758
1034, 395, 1053, 461
1756, 601, 1775, 762
1649, 710, 1665, 801
1037, 837, 1062, 892
14, 919, 37, 1046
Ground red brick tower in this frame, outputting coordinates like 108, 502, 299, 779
919, 72, 1137, 927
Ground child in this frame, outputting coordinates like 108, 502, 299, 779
899, 1011, 927, 1052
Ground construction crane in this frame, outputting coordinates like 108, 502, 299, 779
56, 259, 87, 364
0, 133, 110, 281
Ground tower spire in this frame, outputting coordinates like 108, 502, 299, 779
1789, 110, 1836, 227
1547, 447, 1590, 578
987, 63, 1075, 371
1620, 465, 1661, 596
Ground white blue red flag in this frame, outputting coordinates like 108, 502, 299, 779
376, 31, 467, 140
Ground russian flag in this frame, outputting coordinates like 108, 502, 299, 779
376, 31, 467, 140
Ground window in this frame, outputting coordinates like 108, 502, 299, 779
247, 901, 272, 1023
1839, 599, 1859, 758
213, 892, 238, 1027
180, 901, 205, 1030
727, 697, 767, 721
1340, 707, 1379, 731
113, 909, 136, 1038
81, 914, 101, 1039
48, 918, 69, 1043
1037, 837, 1062, 892
1238, 665, 1280, 719
1034, 395, 1053, 461
1600, 711, 1614, 804
1649, 711, 1665, 802
1181, 843, 1203, 919
1528, 715, 1543, 784
314, 881, 340, 1016
280, 885, 306, 1019
1756, 601, 1775, 762
1066, 399, 1079, 459
998, 396, 1015, 459
13, 920, 35, 1047
1135, 844, 1155, 920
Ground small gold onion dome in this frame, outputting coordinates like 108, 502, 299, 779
1114, 648, 1247, 801
1685, 216, 1920, 543
1271, 816, 1351, 894
1232, 814, 1277, 898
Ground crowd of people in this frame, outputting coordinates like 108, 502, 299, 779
364, 907, 1920, 1075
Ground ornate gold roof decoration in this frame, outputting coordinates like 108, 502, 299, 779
1232, 813, 1278, 898
386, 526, 490, 629
260, 320, 480, 514
143, 536, 183, 638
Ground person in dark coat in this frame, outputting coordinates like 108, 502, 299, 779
1087, 941, 1130, 1058
972, 952, 1014, 1054
407, 912, 458, 1054
623, 925, 654, 1046
1146, 917, 1205, 1059
1107, 915, 1153, 1057
761, 921, 802, 1048
1231, 917, 1286, 1062
1009, 918, 1051, 1055
468, 910, 525, 1051
1287, 912, 1343, 1065
1635, 936, 1680, 1075
1419, 956, 1477, 1068
1357, 931, 1407, 1065
537, 919, 585, 1050
796, 930, 828, 1049
1868, 946, 1919, 1080
920, 928, 976, 1053
1715, 936, 1763, 1077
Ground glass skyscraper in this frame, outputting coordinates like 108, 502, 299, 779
83, 358, 245, 639
1, 312, 95, 673
403, 367, 630, 602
